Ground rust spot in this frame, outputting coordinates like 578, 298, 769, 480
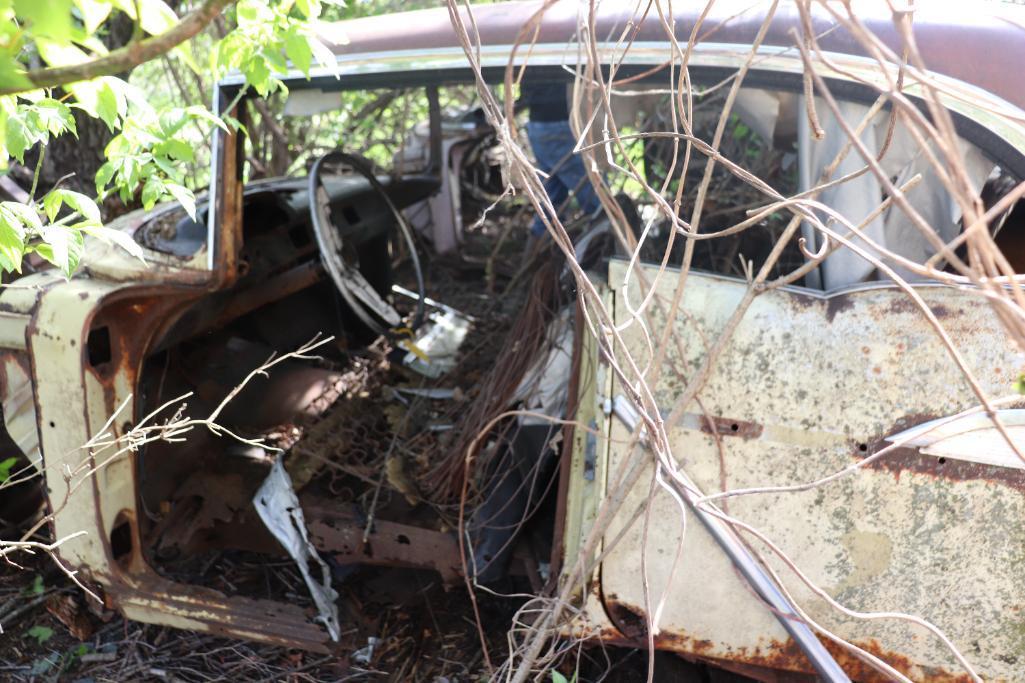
863, 443, 1025, 491
602, 598, 974, 681
872, 366, 881, 375
785, 290, 819, 311
825, 294, 855, 323
860, 413, 1025, 491
861, 346, 870, 355
698, 415, 763, 440
885, 299, 954, 320
605, 598, 647, 640
886, 298, 917, 315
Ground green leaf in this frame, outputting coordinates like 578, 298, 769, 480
243, 57, 272, 96
59, 190, 101, 223
150, 155, 179, 178
262, 46, 289, 76
221, 115, 245, 134
295, 0, 321, 19
81, 225, 146, 263
34, 37, 89, 68
0, 57, 34, 93
164, 182, 195, 220
37, 224, 85, 277
26, 625, 54, 645
42, 192, 62, 224
157, 108, 188, 137
184, 105, 229, 132
141, 176, 165, 210
95, 161, 115, 195
307, 34, 338, 74
0, 210, 26, 273
136, 0, 178, 36
171, 42, 202, 75
96, 82, 120, 132
29, 574, 44, 596
551, 673, 569, 683
15, 0, 72, 41
0, 456, 17, 483
2, 201, 42, 231
4, 111, 33, 162
43, 189, 100, 223
73, 0, 113, 34
236, 0, 272, 27
1014, 374, 1025, 395
153, 138, 193, 163
33, 99, 77, 138
284, 29, 313, 76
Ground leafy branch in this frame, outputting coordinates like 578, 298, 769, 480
0, 0, 236, 97
0, 0, 342, 277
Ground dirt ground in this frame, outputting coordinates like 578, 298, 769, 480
2, 557, 736, 682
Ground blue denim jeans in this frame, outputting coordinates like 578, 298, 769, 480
526, 120, 602, 237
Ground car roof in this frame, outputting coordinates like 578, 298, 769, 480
313, 0, 1025, 113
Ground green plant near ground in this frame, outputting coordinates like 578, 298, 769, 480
26, 624, 54, 645
551, 669, 577, 683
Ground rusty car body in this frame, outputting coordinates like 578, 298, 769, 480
4, 1, 1025, 679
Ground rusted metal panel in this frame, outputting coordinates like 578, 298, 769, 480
0, 310, 30, 349
549, 302, 586, 584
22, 271, 340, 650
303, 501, 463, 585
116, 580, 334, 652
211, 101, 245, 287
566, 261, 1025, 680
557, 284, 615, 590
1, 351, 38, 471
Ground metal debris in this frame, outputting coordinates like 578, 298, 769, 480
392, 284, 477, 322
253, 458, 341, 641
401, 309, 471, 378
393, 386, 457, 400
352, 636, 379, 665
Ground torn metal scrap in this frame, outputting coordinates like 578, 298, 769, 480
392, 386, 457, 400
352, 636, 380, 665
401, 308, 472, 378
254, 458, 341, 642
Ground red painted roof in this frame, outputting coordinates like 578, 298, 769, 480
321, 1, 1025, 112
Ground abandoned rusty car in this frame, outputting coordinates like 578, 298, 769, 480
4, 1, 1025, 681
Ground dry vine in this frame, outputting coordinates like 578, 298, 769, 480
444, 0, 1025, 681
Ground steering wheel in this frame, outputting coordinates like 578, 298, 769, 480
308, 151, 425, 337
